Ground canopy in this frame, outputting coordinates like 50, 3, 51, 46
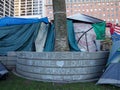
68, 13, 103, 24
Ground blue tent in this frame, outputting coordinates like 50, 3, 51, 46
0, 62, 8, 79
97, 32, 120, 87
0, 16, 79, 55
0, 17, 49, 55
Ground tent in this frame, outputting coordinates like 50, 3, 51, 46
67, 13, 106, 52
67, 13, 103, 24
0, 62, 8, 79
0, 14, 106, 56
0, 16, 50, 80
38, 14, 106, 52
0, 16, 56, 55
0, 16, 49, 55
97, 25, 120, 87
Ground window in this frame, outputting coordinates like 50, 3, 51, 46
107, 19, 110, 22
106, 3, 109, 5
94, 9, 97, 11
90, 9, 93, 12
116, 8, 118, 11
103, 14, 105, 17
111, 19, 114, 21
86, 9, 89, 12
74, 0, 76, 2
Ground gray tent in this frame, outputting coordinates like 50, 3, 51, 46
67, 13, 103, 24
67, 13, 105, 52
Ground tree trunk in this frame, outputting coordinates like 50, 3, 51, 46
52, 0, 69, 51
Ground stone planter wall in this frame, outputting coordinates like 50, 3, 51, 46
0, 56, 7, 66
0, 52, 17, 70
16, 51, 109, 83
7, 52, 17, 70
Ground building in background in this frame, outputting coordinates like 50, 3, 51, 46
45, 0, 120, 24
14, 0, 44, 18
0, 0, 14, 17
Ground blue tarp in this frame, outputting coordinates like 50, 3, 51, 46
0, 17, 80, 55
44, 23, 55, 51
44, 20, 81, 52
0, 17, 49, 55
0, 22, 41, 55
0, 17, 49, 26
67, 20, 81, 51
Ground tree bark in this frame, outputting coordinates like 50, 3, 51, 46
52, 0, 69, 51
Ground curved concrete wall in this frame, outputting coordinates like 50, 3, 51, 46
16, 51, 109, 83
0, 52, 16, 70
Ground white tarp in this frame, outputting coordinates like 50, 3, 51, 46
73, 23, 97, 52
35, 22, 48, 52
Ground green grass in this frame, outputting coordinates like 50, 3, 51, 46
0, 72, 119, 90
